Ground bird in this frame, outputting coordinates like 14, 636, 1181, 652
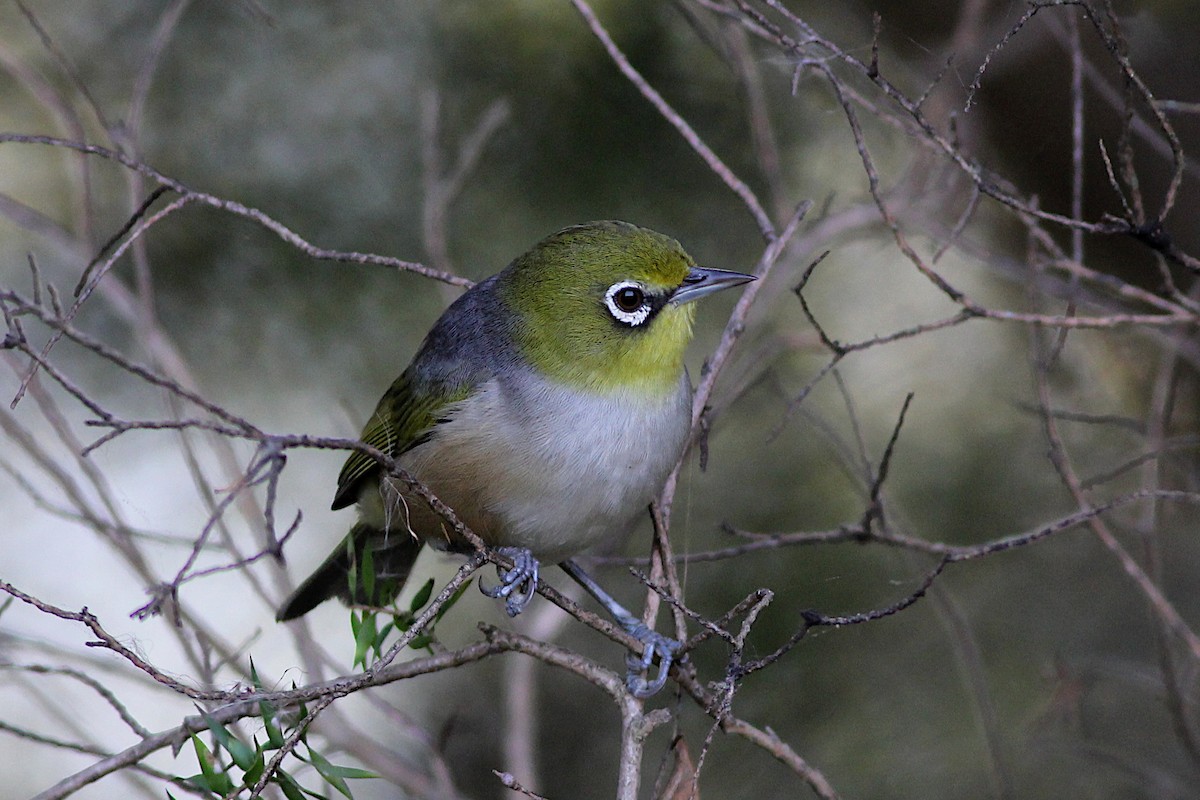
276, 220, 754, 695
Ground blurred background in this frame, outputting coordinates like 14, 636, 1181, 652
1, 1, 1199, 798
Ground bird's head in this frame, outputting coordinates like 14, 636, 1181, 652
500, 221, 754, 396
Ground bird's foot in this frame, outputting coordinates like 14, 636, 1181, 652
621, 620, 680, 698
558, 558, 681, 697
479, 546, 540, 617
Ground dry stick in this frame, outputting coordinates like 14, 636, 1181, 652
539, 582, 833, 800
23, 559, 488, 800
1138, 347, 1200, 766
1106, 3, 1146, 227
72, 186, 169, 296
121, 0, 282, 595
502, 594, 576, 796
0, 135, 470, 287
719, 718, 840, 800
9, 291, 485, 615
2, 290, 261, 434
123, 0, 192, 148
568, 19, 824, 791
749, 0, 1198, 272
667, 200, 811, 511
0, 722, 198, 797
1046, 18, 1200, 189
4, 412, 484, 681
29, 639, 502, 800
642, 202, 809, 687
1079, 435, 1200, 490
1030, 336, 1200, 663
570, 0, 776, 240
38, 176, 280, 571
690, 587, 776, 791
493, 770, 550, 800
124, 224, 277, 608
0, 133, 467, 406
13, 191, 193, 407
1047, 6, 1086, 364
813, 58, 965, 304
682, 488, 1199, 566
16, 1, 110, 133
12, 683, 171, 800
658, 643, 841, 799
163, 401, 281, 615
421, 90, 510, 288
1, 663, 151, 739
0, 580, 224, 701
508, 573, 803, 798
808, 57, 1197, 331
648, 503, 689, 655
722, 17, 789, 220
15, 338, 134, 540
931, 183, 981, 264
11, 0, 138, 390
10, 2, 99, 249
245, 694, 335, 800
924, 568, 1012, 800
972, 0, 1180, 223
479, 627, 668, 800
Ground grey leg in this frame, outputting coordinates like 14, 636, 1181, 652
560, 558, 679, 698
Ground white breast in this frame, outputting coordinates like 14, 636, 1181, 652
398, 372, 692, 562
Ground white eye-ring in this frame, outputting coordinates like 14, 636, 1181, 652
604, 281, 651, 327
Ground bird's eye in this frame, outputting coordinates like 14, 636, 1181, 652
604, 281, 651, 327
614, 286, 644, 312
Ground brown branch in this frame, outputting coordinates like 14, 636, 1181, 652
571, 0, 777, 239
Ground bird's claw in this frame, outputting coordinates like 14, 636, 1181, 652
622, 621, 680, 698
479, 547, 540, 617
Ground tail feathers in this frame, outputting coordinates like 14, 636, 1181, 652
276, 524, 423, 622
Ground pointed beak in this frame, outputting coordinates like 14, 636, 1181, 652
669, 266, 756, 305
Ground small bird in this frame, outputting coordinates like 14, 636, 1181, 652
277, 220, 753, 695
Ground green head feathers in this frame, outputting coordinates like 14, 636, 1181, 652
499, 220, 753, 395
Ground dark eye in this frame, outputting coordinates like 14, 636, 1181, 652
614, 286, 644, 312
604, 280, 652, 326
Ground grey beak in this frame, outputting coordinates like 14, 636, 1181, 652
669, 266, 756, 305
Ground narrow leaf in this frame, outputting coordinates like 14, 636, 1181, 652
409, 578, 434, 612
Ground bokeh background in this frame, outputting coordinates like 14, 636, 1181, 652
2, 2, 1199, 798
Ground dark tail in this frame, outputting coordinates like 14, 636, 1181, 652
276, 523, 423, 621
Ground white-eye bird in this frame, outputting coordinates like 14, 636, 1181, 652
277, 220, 753, 695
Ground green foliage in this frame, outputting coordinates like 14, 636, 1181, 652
171, 660, 376, 799
348, 576, 472, 670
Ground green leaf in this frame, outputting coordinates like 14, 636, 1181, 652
180, 774, 218, 798
352, 611, 378, 668
190, 734, 234, 796
249, 656, 265, 690
307, 745, 375, 799
243, 741, 266, 785
275, 768, 310, 800
204, 715, 255, 771
321, 765, 378, 780
261, 703, 286, 749
409, 578, 434, 612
